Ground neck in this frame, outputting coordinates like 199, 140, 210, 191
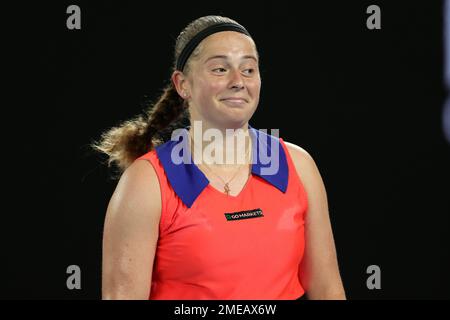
188, 121, 252, 169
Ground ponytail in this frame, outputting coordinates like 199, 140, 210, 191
91, 83, 188, 175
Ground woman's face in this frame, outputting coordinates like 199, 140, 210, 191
184, 31, 261, 129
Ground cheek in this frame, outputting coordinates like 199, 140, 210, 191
197, 78, 227, 97
248, 79, 261, 95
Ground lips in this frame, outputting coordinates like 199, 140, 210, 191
220, 97, 248, 103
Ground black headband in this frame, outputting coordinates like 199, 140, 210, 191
176, 22, 252, 72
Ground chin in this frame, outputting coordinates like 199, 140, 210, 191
217, 115, 251, 130
206, 103, 257, 128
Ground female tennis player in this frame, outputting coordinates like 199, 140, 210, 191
94, 15, 346, 300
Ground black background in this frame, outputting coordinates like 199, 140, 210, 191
4, 0, 449, 299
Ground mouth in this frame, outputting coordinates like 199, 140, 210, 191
220, 97, 248, 104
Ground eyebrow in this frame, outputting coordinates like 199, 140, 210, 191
204, 55, 258, 63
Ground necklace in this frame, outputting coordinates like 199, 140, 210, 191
202, 158, 251, 195
189, 132, 252, 196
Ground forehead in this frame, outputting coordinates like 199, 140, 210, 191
197, 31, 257, 58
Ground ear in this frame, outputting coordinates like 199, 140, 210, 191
171, 71, 190, 99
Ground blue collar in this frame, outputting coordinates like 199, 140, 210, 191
155, 125, 288, 208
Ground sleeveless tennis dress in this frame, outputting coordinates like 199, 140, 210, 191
136, 125, 309, 299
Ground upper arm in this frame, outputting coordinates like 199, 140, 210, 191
102, 159, 162, 299
284, 141, 346, 299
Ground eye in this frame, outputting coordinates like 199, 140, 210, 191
212, 67, 227, 73
243, 68, 255, 75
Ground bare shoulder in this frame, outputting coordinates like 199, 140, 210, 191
283, 140, 321, 183
116, 159, 161, 195
283, 141, 313, 164
107, 158, 162, 223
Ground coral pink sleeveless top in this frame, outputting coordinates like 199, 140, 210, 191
136, 125, 308, 300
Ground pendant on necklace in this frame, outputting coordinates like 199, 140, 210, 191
224, 183, 230, 195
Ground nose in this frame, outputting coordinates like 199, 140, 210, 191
229, 69, 244, 90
